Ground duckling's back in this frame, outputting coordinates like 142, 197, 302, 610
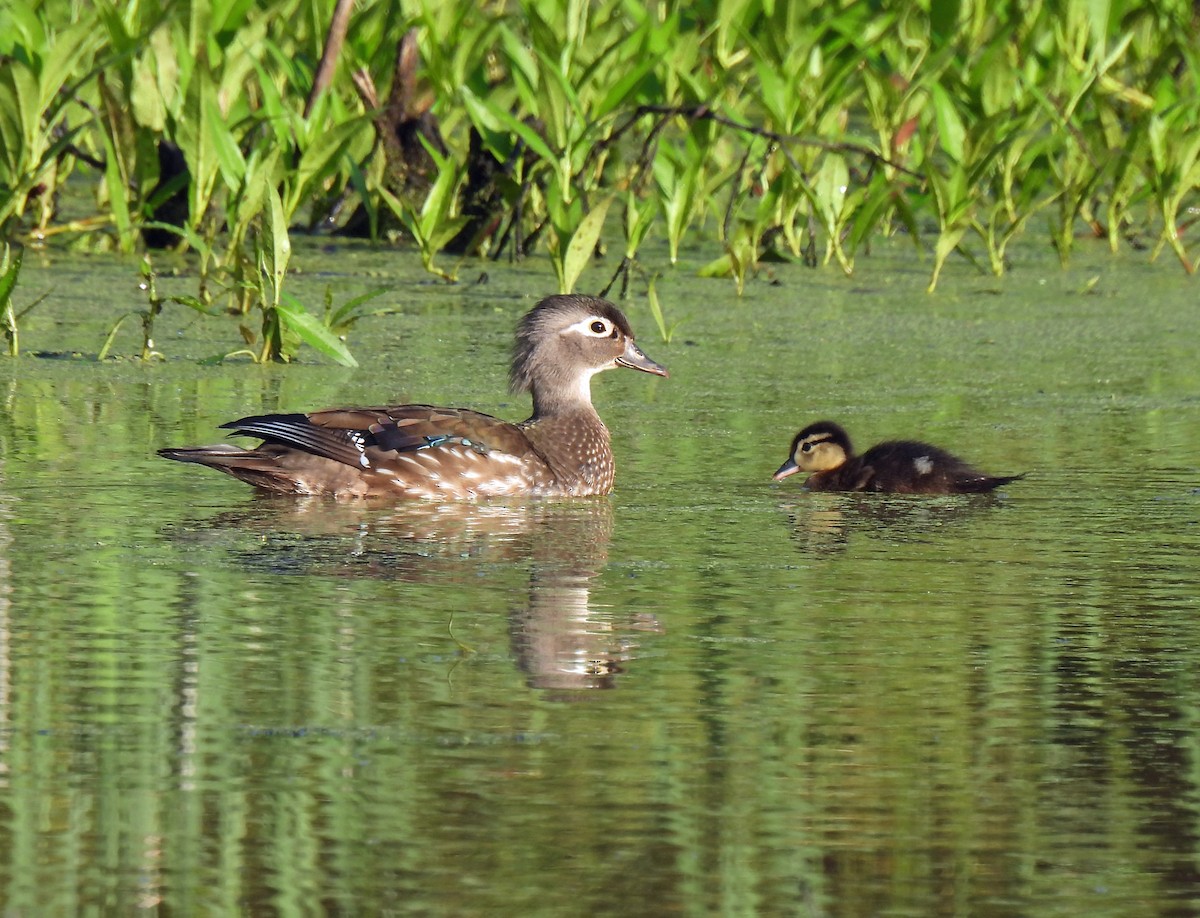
856, 440, 1023, 494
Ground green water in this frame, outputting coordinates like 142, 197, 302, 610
2, 240, 1200, 915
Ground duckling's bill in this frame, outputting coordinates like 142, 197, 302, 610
773, 458, 800, 481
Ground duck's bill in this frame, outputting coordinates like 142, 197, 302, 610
616, 340, 669, 377
773, 459, 800, 481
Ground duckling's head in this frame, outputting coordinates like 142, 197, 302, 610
773, 421, 853, 481
511, 295, 667, 413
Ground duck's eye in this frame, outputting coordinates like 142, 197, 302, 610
800, 442, 813, 453
590, 320, 608, 334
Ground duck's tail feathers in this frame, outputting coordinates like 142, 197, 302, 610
157, 446, 303, 493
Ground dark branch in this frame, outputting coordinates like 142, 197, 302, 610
589, 104, 925, 181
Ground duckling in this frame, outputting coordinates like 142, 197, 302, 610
158, 295, 667, 499
773, 420, 1024, 494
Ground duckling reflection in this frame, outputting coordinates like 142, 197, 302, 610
780, 492, 1015, 557
173, 497, 657, 691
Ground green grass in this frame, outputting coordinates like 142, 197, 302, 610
2, 0, 1199, 358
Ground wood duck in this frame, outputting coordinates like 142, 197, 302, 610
158, 295, 668, 499
772, 420, 1024, 494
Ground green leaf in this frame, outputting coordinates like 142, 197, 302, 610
259, 183, 291, 309
814, 154, 849, 225
426, 216, 471, 253
496, 24, 540, 93
130, 54, 167, 131
846, 176, 897, 255
168, 294, 224, 316
40, 22, 100, 115
9, 61, 41, 161
623, 193, 656, 259
208, 100, 247, 190
98, 312, 134, 361
928, 226, 967, 292
595, 56, 655, 119
141, 221, 211, 257
533, 46, 584, 124
227, 146, 278, 248
1147, 115, 1166, 174
646, 275, 678, 344
560, 196, 611, 294
275, 294, 358, 367
981, 59, 1015, 116
697, 253, 733, 278
176, 63, 221, 230
286, 119, 366, 218
460, 86, 557, 165
328, 287, 390, 329
0, 243, 23, 307
929, 0, 960, 45
929, 82, 966, 162
418, 140, 462, 229
100, 126, 135, 254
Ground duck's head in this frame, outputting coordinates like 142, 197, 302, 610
773, 421, 853, 481
511, 295, 668, 413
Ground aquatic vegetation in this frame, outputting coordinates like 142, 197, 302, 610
1, 243, 49, 356
1, 0, 1199, 361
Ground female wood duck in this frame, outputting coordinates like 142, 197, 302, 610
772, 421, 1024, 494
158, 295, 668, 499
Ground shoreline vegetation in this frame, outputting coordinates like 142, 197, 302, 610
2, 0, 1198, 361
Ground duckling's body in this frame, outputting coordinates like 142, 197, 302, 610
159, 295, 667, 499
773, 421, 1023, 494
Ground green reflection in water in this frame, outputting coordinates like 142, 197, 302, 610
1, 239, 1199, 915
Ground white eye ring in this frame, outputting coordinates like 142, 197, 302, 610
566, 317, 615, 338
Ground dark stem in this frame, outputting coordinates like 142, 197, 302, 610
304, 0, 355, 119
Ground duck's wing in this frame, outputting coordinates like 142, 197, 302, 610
225, 406, 531, 460
225, 405, 549, 470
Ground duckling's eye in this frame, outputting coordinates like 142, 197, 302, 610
800, 442, 813, 453
590, 320, 607, 334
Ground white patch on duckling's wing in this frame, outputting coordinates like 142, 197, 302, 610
913, 456, 935, 476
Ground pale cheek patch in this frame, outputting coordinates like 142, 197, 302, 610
914, 456, 935, 476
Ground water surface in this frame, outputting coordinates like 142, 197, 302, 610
2, 240, 1199, 915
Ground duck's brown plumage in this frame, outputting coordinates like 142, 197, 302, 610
158, 295, 667, 499
773, 421, 1024, 494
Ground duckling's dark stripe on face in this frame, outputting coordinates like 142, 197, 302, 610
792, 432, 835, 455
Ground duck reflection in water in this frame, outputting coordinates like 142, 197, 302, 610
180, 497, 659, 691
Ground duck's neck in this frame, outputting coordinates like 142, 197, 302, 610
526, 371, 600, 421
